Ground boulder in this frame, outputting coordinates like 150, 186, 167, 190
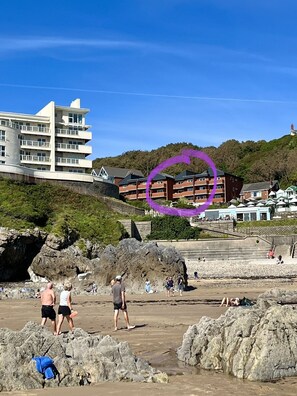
90, 238, 187, 292
177, 289, 297, 381
0, 322, 168, 391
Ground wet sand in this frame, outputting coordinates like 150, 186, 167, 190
2, 278, 297, 396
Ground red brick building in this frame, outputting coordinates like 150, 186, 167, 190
119, 173, 174, 201
173, 168, 243, 204
119, 168, 243, 204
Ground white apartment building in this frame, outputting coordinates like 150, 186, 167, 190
0, 98, 92, 174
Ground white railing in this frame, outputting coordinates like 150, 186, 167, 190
56, 128, 79, 136
56, 157, 79, 164
20, 155, 50, 162
56, 143, 79, 150
20, 140, 50, 148
0, 120, 49, 133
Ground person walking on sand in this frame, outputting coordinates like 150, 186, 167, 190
56, 282, 74, 335
112, 275, 135, 331
40, 282, 57, 334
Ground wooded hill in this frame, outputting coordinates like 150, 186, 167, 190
0, 178, 128, 245
93, 135, 297, 187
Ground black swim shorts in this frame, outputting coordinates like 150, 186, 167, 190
58, 305, 71, 316
41, 305, 56, 320
113, 302, 127, 310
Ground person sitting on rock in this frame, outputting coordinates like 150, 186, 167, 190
145, 279, 152, 293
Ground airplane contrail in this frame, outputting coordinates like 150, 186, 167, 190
0, 82, 295, 104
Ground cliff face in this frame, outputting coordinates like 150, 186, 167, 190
0, 229, 46, 281
0, 228, 187, 293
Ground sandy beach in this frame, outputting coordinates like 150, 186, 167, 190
1, 278, 297, 396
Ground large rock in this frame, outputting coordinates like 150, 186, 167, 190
177, 289, 297, 381
0, 322, 167, 391
90, 238, 187, 292
30, 234, 91, 281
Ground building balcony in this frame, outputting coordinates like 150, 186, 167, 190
55, 143, 92, 155
120, 185, 137, 192
20, 140, 51, 150
19, 125, 50, 134
0, 121, 50, 134
20, 155, 50, 164
55, 128, 92, 141
56, 157, 92, 168
151, 192, 166, 199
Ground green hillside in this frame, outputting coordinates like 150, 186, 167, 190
93, 135, 297, 187
0, 178, 127, 245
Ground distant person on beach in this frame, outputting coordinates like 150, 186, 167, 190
166, 277, 174, 297
194, 271, 199, 280
177, 274, 184, 296
220, 297, 241, 307
40, 282, 57, 335
145, 279, 153, 293
267, 249, 275, 259
56, 282, 74, 335
112, 275, 135, 331
276, 255, 284, 264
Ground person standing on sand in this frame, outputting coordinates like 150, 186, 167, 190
56, 282, 74, 335
40, 282, 57, 335
112, 275, 135, 331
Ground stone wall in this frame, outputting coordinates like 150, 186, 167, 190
119, 220, 151, 240
236, 225, 297, 236
134, 221, 152, 240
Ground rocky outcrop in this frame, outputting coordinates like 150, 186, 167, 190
0, 228, 46, 281
177, 289, 297, 381
90, 239, 187, 292
0, 227, 186, 293
0, 322, 168, 391
30, 233, 91, 281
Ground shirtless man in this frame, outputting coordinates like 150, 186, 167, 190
40, 282, 57, 334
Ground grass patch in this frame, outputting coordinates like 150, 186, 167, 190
0, 178, 128, 245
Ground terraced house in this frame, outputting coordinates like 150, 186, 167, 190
0, 98, 92, 178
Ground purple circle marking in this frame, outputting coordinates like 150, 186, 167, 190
145, 149, 217, 217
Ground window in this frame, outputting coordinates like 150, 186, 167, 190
250, 212, 257, 221
0, 130, 5, 141
0, 145, 5, 157
69, 113, 83, 124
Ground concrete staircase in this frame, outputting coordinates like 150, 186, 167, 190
157, 236, 272, 263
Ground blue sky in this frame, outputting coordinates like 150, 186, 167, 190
1, 0, 297, 159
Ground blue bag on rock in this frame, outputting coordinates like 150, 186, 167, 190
32, 356, 55, 380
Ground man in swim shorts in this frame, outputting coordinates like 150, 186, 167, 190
112, 275, 135, 331
40, 282, 57, 334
